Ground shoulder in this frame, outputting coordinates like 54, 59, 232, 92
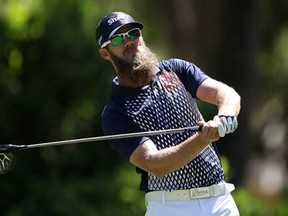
157, 58, 209, 97
157, 58, 204, 78
101, 94, 126, 123
157, 58, 192, 71
157, 58, 207, 80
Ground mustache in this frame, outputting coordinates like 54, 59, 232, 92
124, 45, 137, 54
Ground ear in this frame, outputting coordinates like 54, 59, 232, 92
99, 48, 110, 60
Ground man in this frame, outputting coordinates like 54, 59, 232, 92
96, 11, 241, 216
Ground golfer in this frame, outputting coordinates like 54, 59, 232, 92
96, 11, 241, 216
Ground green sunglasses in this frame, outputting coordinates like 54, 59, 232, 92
101, 28, 142, 48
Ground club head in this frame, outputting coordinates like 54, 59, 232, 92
0, 151, 18, 174
0, 144, 25, 152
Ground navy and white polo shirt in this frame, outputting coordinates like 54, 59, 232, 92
102, 58, 224, 192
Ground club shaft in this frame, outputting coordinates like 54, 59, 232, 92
24, 126, 201, 150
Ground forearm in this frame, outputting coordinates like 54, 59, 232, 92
216, 85, 241, 117
130, 121, 218, 178
197, 78, 241, 117
145, 133, 210, 177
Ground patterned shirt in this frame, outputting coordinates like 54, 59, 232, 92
102, 58, 224, 192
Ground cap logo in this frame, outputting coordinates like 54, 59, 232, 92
107, 16, 123, 25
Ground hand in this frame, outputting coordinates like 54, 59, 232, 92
213, 115, 238, 137
197, 120, 220, 142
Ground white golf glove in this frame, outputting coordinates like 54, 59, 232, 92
213, 115, 238, 137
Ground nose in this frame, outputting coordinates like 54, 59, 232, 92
124, 35, 132, 42
123, 35, 134, 47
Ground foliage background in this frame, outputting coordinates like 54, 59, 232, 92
1, 0, 288, 215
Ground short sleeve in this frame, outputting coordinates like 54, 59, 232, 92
158, 58, 209, 97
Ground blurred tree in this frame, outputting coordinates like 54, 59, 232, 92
0, 0, 144, 215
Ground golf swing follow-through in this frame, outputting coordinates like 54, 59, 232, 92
1, 11, 241, 216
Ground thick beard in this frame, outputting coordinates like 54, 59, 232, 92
107, 45, 158, 87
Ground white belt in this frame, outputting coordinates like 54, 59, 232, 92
145, 182, 235, 203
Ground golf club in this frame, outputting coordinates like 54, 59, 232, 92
0, 126, 203, 174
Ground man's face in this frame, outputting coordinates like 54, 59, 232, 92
99, 26, 158, 87
105, 25, 144, 63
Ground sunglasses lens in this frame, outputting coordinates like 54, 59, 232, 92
110, 36, 125, 46
128, 29, 141, 40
